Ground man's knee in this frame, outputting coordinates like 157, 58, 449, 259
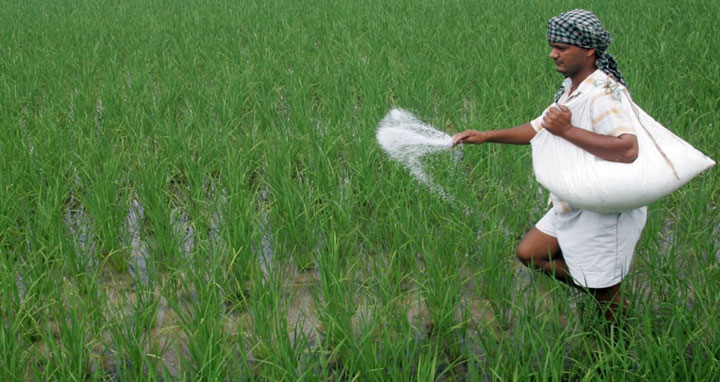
516, 241, 534, 266
516, 228, 559, 266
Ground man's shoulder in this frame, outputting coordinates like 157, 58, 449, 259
588, 78, 625, 111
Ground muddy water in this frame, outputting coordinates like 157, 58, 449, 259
64, 198, 97, 266
59, 185, 511, 377
58, 185, 274, 376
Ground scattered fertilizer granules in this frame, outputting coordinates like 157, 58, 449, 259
376, 108, 454, 201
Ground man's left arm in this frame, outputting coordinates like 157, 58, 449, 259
542, 104, 638, 163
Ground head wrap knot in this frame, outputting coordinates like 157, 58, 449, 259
547, 9, 625, 100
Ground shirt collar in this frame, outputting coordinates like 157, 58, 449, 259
561, 69, 606, 101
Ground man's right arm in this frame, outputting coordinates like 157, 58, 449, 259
452, 122, 536, 146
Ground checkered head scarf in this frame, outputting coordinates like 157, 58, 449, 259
547, 9, 625, 100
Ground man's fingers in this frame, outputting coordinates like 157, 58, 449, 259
452, 133, 467, 146
545, 105, 570, 130
551, 104, 570, 115
549, 104, 570, 112
453, 131, 476, 146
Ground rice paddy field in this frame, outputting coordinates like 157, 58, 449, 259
2, 0, 719, 380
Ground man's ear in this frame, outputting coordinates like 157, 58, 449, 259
586, 48, 596, 58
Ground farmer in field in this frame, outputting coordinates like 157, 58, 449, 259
452, 9, 646, 322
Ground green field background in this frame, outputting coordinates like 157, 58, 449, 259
1, 0, 718, 380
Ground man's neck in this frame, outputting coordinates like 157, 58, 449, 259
568, 65, 597, 93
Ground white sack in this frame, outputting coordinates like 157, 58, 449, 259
531, 87, 715, 213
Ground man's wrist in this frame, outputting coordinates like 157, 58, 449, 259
558, 125, 575, 138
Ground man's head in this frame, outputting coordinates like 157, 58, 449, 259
548, 42, 595, 78
546, 9, 625, 86
547, 9, 610, 52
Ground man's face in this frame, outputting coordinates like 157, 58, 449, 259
548, 42, 591, 77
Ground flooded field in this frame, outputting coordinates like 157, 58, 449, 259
1, 0, 719, 380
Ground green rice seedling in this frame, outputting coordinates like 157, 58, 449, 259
353, 326, 423, 381
36, 276, 107, 381
247, 258, 315, 380
131, 153, 184, 269
172, 150, 216, 245
413, 342, 452, 381
358, 185, 418, 268
215, 139, 264, 307
0, 318, 30, 380
16, 277, 57, 381
0, 130, 36, 373
416, 236, 467, 355
21, 130, 76, 262
264, 136, 324, 271
353, 252, 430, 378
8, 256, 56, 342
76, 132, 131, 273
683, 282, 720, 380
40, 237, 109, 380
108, 258, 163, 380
12, 151, 81, 349
167, 170, 202, 263
474, 230, 518, 328
515, 289, 581, 380
169, 246, 238, 380
0, 260, 34, 381
0, 135, 27, 260
367, 250, 415, 326
312, 231, 361, 366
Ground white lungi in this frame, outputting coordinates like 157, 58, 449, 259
535, 204, 647, 289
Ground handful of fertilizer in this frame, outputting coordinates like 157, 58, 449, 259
376, 108, 454, 200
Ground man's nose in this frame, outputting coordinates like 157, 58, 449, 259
549, 48, 559, 59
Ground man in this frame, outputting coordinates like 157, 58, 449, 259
452, 9, 647, 322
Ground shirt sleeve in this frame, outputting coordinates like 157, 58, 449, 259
530, 105, 552, 132
591, 94, 635, 137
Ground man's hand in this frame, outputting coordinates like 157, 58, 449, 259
541, 105, 640, 163
452, 130, 488, 147
542, 105, 573, 136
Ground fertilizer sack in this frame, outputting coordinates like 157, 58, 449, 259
531, 81, 715, 213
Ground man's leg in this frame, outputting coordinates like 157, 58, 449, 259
589, 282, 628, 322
518, 228, 630, 325
516, 228, 573, 284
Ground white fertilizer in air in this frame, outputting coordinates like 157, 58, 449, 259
376, 108, 455, 201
